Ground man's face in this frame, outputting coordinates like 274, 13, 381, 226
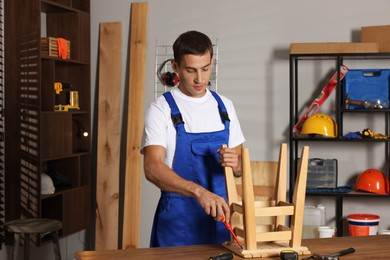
173, 52, 212, 98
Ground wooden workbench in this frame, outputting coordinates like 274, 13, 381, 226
75, 235, 390, 259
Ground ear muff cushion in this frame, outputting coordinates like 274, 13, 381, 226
163, 72, 178, 87
172, 72, 179, 86
164, 72, 173, 86
158, 59, 179, 86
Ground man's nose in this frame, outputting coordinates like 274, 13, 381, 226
195, 71, 203, 83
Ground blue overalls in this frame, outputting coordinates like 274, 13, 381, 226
150, 91, 231, 247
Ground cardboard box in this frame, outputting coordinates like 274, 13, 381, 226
290, 42, 379, 54
361, 25, 390, 52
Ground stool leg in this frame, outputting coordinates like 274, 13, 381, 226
24, 233, 30, 260
51, 231, 62, 260
12, 233, 20, 260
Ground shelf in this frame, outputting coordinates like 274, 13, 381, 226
4, 0, 91, 246
41, 110, 90, 115
41, 151, 90, 162
41, 55, 90, 65
290, 52, 390, 60
307, 191, 390, 198
41, 184, 89, 199
41, 0, 89, 14
341, 108, 390, 113
292, 137, 390, 142
289, 51, 390, 237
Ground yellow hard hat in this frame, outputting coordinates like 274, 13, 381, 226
301, 114, 337, 138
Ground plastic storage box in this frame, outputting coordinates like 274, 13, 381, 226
344, 69, 390, 109
307, 158, 337, 189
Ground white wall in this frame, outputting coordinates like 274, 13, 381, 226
3, 1, 390, 259
91, 0, 390, 248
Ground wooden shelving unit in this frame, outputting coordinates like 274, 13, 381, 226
4, 0, 91, 245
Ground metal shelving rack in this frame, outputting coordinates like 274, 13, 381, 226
154, 40, 219, 100
289, 52, 390, 237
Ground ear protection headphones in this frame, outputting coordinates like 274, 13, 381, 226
157, 59, 179, 87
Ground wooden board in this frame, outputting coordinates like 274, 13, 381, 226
122, 2, 148, 249
289, 42, 379, 54
95, 22, 122, 250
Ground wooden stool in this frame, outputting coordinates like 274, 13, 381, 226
5, 218, 62, 260
223, 144, 311, 258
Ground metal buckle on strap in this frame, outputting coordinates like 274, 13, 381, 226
220, 110, 230, 122
171, 114, 184, 126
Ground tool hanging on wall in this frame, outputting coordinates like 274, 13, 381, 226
157, 58, 212, 88
292, 65, 349, 136
157, 59, 179, 87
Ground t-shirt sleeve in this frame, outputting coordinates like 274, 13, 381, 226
224, 98, 245, 148
141, 102, 169, 153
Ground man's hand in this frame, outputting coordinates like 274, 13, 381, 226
194, 186, 230, 222
144, 145, 231, 221
218, 144, 242, 177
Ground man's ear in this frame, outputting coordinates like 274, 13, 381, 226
171, 59, 178, 72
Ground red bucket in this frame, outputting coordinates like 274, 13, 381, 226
347, 214, 380, 236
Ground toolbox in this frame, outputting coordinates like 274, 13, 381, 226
344, 69, 390, 109
306, 158, 338, 189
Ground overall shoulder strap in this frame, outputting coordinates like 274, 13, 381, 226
163, 92, 185, 128
210, 91, 230, 124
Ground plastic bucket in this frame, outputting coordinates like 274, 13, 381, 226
317, 226, 336, 238
347, 214, 380, 236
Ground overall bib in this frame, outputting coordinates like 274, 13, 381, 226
150, 91, 231, 247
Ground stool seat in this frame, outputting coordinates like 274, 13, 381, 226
5, 218, 62, 260
6, 218, 62, 234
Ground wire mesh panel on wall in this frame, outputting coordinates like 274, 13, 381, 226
154, 40, 218, 100
0, 0, 5, 248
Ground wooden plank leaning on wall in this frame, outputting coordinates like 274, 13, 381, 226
122, 2, 148, 249
95, 22, 122, 250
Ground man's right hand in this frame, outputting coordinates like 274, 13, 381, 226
194, 186, 230, 222
144, 145, 231, 222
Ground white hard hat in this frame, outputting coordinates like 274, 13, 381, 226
41, 173, 55, 195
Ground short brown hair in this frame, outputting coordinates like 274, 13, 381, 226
173, 31, 213, 65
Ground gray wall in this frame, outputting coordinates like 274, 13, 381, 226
101, 0, 388, 248
2, 1, 390, 259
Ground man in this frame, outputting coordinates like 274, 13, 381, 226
142, 30, 245, 247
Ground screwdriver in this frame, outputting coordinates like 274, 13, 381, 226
221, 215, 244, 249
209, 252, 234, 260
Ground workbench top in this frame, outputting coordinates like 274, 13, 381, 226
75, 235, 390, 259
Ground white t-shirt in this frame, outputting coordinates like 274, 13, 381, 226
142, 87, 245, 168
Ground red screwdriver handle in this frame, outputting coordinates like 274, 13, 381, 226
221, 215, 243, 249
